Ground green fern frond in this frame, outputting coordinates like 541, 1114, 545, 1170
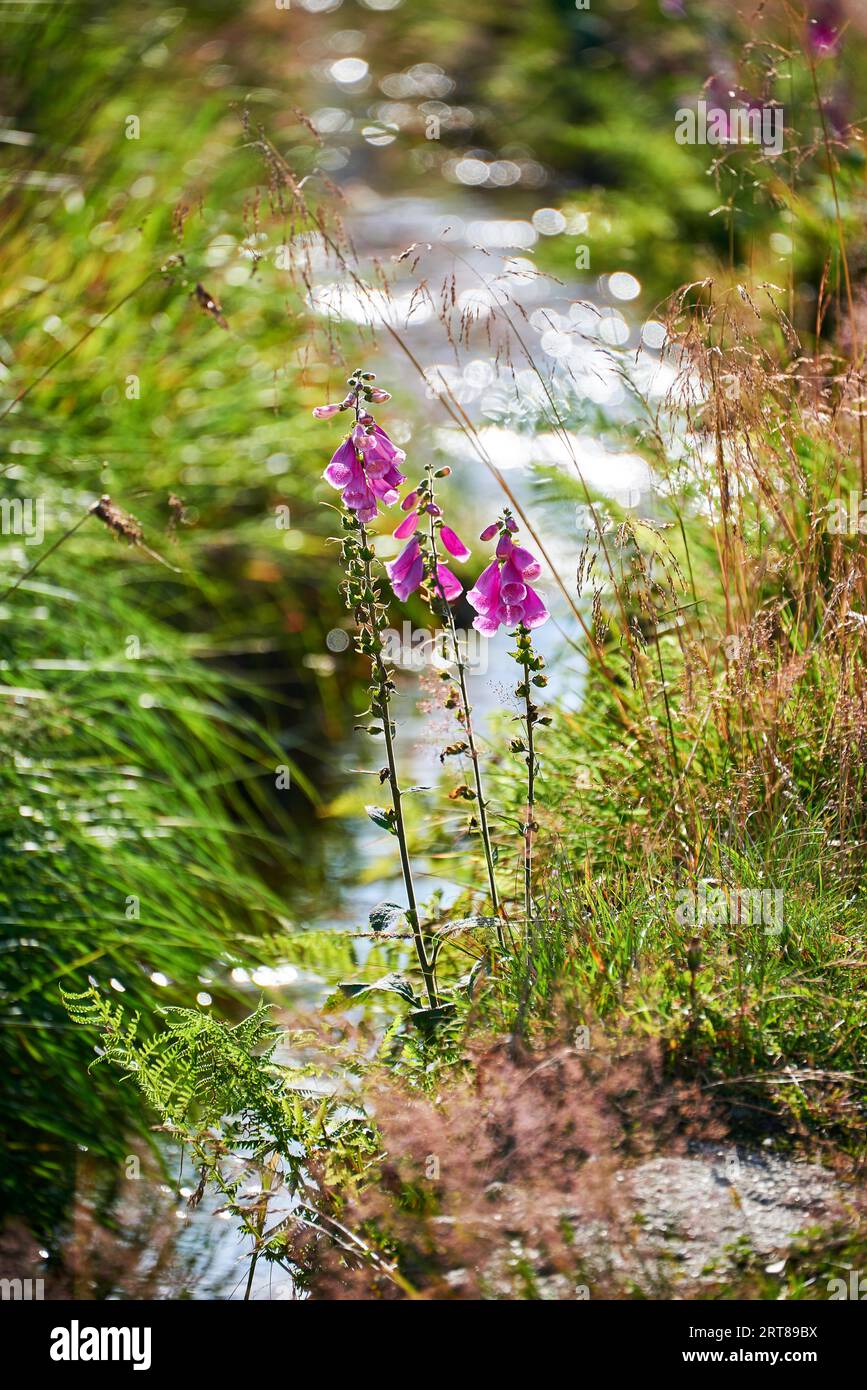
61, 986, 298, 1146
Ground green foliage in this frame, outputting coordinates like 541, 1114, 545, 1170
0, 0, 369, 1236
61, 988, 290, 1137
365, 805, 397, 836
60, 984, 389, 1289
368, 902, 406, 934
7, 0, 867, 1297
325, 972, 420, 1012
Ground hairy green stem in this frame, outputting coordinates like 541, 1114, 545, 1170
426, 504, 505, 948
512, 622, 542, 927
358, 521, 438, 1009
523, 677, 535, 926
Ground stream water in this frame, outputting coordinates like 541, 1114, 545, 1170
145, 190, 670, 1295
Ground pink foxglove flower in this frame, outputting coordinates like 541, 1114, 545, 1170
385, 536, 464, 605
385, 483, 470, 605
314, 370, 405, 522
312, 392, 354, 419
322, 423, 406, 523
386, 537, 425, 601
393, 511, 419, 541
440, 525, 471, 562
436, 564, 463, 602
468, 525, 549, 636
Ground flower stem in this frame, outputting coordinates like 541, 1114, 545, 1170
523, 676, 536, 927
426, 507, 505, 948
512, 623, 543, 927
358, 521, 438, 1009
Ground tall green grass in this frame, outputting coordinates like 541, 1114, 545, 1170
0, 0, 363, 1235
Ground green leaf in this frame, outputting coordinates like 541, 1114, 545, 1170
409, 1003, 456, 1032
434, 915, 500, 941
365, 804, 396, 835
369, 901, 405, 934
457, 956, 491, 1000
325, 972, 420, 1010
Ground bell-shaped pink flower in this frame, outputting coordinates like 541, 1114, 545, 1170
467, 558, 501, 617
323, 429, 405, 522
435, 564, 463, 602
393, 511, 419, 541
367, 472, 402, 507
323, 437, 357, 489
507, 543, 541, 581
517, 584, 549, 629
467, 527, 549, 635
386, 538, 424, 601
313, 392, 354, 418
498, 557, 528, 605
440, 525, 471, 562
342, 481, 378, 522
472, 610, 502, 637
356, 422, 406, 472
